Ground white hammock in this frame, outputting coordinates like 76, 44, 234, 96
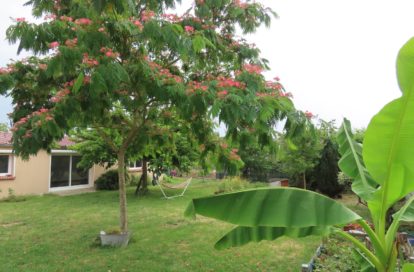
156, 177, 192, 199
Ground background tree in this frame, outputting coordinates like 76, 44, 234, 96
277, 112, 322, 188
0, 0, 300, 234
0, 123, 8, 132
307, 119, 343, 197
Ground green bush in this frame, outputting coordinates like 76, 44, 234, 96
95, 170, 130, 190
215, 177, 268, 194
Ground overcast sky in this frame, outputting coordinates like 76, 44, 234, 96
1, 0, 413, 129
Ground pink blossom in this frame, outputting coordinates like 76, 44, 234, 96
274, 76, 280, 81
141, 10, 155, 22
0, 67, 13, 75
39, 108, 49, 113
15, 17, 26, 22
44, 14, 57, 20
184, 25, 194, 33
133, 20, 143, 30
243, 64, 262, 75
83, 76, 91, 84
233, 0, 249, 9
305, 111, 313, 119
98, 27, 105, 32
64, 38, 77, 48
75, 18, 92, 25
60, 16, 73, 22
49, 41, 60, 49
38, 63, 48, 70
217, 90, 228, 98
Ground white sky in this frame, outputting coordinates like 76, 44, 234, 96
1, 0, 413, 129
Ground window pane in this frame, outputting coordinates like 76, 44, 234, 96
135, 160, 142, 168
0, 155, 9, 174
50, 156, 70, 188
71, 156, 88, 186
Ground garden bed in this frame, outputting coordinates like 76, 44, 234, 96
312, 236, 360, 272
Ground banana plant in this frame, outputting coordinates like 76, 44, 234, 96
185, 37, 414, 272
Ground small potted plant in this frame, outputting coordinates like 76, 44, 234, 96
100, 227, 130, 247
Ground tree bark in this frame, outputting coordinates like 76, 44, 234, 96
303, 172, 307, 189
135, 158, 148, 196
117, 150, 128, 233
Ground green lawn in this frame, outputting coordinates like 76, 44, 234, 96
0, 179, 322, 272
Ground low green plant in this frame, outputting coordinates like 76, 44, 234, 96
0, 188, 26, 203
214, 177, 267, 195
95, 170, 130, 191
185, 38, 414, 272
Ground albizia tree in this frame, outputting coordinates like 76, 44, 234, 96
0, 0, 300, 234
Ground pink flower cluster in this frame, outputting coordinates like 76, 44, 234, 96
44, 14, 57, 20
49, 41, 60, 49
161, 14, 181, 23
217, 90, 228, 99
305, 111, 313, 119
280, 92, 293, 98
38, 63, 48, 70
15, 17, 26, 22
233, 0, 249, 9
184, 25, 194, 33
243, 64, 262, 75
217, 77, 244, 89
60, 15, 73, 22
82, 53, 99, 67
65, 38, 78, 48
186, 81, 208, 95
50, 88, 70, 103
146, 59, 183, 84
100, 47, 119, 59
265, 81, 282, 90
11, 108, 54, 134
132, 19, 144, 30
141, 10, 155, 22
83, 76, 91, 84
75, 18, 92, 25
228, 148, 241, 161
0, 67, 14, 75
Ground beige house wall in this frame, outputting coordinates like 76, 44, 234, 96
0, 147, 110, 198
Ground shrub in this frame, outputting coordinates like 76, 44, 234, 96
95, 170, 130, 190
215, 177, 268, 194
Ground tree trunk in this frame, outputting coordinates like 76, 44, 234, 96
135, 159, 148, 196
117, 151, 128, 233
303, 172, 307, 189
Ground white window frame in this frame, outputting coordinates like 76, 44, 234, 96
128, 160, 142, 171
49, 151, 91, 192
0, 153, 14, 177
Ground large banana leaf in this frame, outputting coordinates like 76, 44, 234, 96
386, 195, 414, 246
402, 263, 414, 272
363, 37, 414, 211
337, 119, 377, 201
397, 37, 414, 95
214, 225, 331, 250
185, 187, 360, 227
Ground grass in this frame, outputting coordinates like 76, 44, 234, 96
0, 179, 321, 272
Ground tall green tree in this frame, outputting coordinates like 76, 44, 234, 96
277, 113, 322, 188
0, 0, 299, 234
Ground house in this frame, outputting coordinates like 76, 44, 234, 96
0, 131, 110, 198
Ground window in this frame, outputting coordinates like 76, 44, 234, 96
129, 160, 142, 170
50, 155, 89, 188
0, 155, 13, 176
